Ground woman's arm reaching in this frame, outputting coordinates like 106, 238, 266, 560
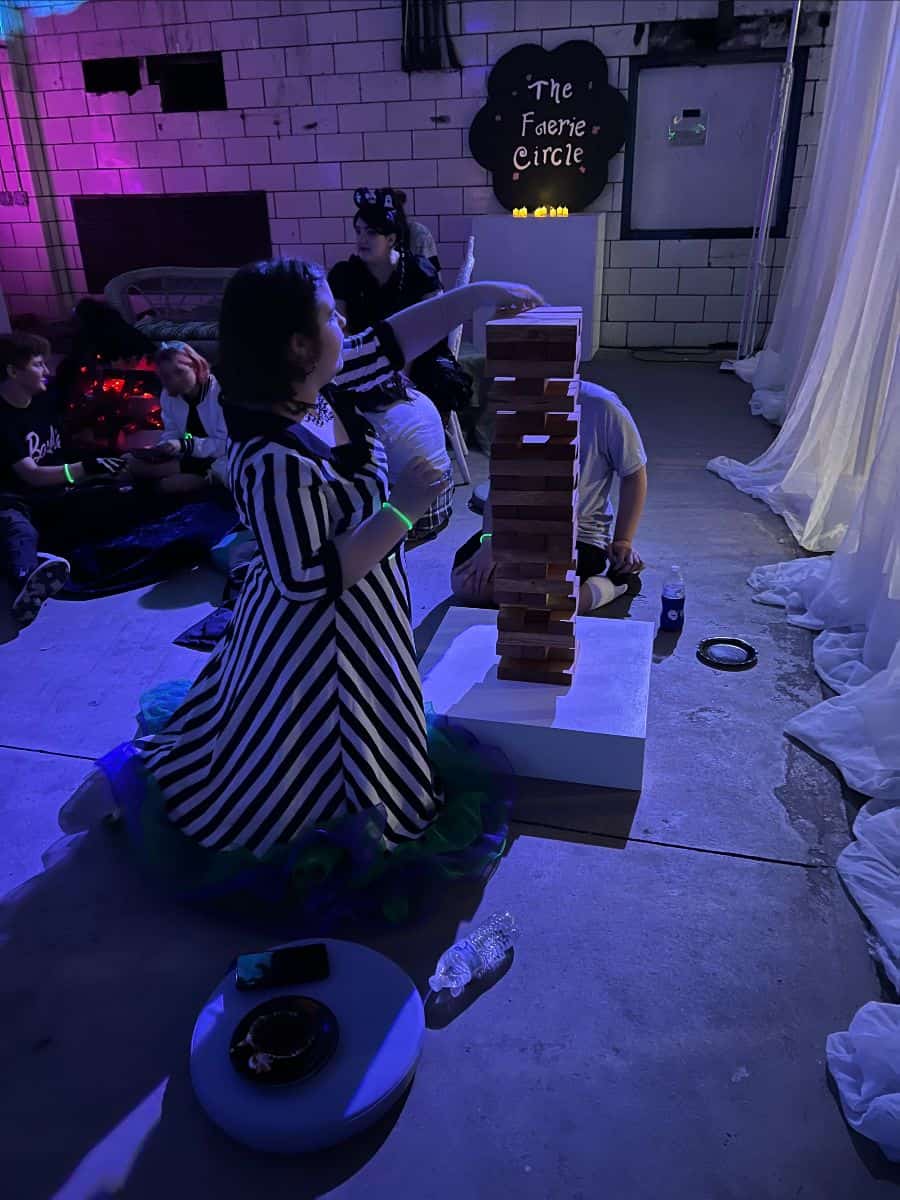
386, 281, 543, 368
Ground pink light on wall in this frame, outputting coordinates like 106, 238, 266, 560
0, 1, 87, 40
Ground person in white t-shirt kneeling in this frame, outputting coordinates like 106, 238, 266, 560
450, 380, 648, 613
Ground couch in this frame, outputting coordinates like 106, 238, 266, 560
103, 266, 236, 360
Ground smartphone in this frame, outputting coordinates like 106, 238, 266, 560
128, 446, 174, 464
235, 943, 331, 992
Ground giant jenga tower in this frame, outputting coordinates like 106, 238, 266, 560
484, 306, 582, 687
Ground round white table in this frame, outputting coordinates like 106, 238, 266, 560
190, 938, 425, 1153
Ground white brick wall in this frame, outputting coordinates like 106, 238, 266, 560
0, 0, 833, 343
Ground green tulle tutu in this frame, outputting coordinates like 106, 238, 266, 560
98, 696, 512, 926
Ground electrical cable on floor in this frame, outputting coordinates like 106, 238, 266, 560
629, 348, 735, 365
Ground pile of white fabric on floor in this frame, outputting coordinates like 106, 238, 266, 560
827, 1002, 900, 1162
837, 805, 900, 990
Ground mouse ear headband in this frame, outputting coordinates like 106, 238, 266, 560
352, 187, 405, 221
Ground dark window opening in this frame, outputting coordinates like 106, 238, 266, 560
72, 193, 271, 293
146, 52, 226, 113
82, 57, 141, 96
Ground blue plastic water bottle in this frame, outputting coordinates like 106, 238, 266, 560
660, 565, 685, 632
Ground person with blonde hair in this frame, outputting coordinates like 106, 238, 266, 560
125, 341, 228, 492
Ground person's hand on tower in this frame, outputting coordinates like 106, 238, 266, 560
491, 282, 545, 318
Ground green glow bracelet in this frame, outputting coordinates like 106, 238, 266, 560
382, 501, 413, 532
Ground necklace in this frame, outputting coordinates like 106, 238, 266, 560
300, 394, 332, 427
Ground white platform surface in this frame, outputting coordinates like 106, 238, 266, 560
470, 212, 606, 356
420, 607, 653, 790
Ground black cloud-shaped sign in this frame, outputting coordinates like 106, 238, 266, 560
469, 41, 628, 212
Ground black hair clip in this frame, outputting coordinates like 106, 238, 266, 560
353, 187, 378, 208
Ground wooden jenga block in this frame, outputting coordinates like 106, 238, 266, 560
498, 609, 574, 635
494, 411, 579, 439
487, 316, 580, 337
492, 535, 574, 563
497, 561, 573, 581
497, 640, 573, 663
489, 378, 579, 408
493, 565, 577, 596
485, 358, 579, 379
493, 502, 573, 521
490, 340, 579, 364
492, 437, 578, 463
494, 589, 531, 607
492, 517, 574, 536
489, 457, 577, 479
487, 376, 549, 397
495, 592, 577, 615
487, 310, 580, 342
508, 645, 557, 662
487, 321, 576, 336
497, 625, 575, 651
487, 488, 575, 506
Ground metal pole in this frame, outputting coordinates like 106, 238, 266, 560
736, 0, 803, 362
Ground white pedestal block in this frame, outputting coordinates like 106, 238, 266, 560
420, 607, 653, 790
470, 213, 606, 356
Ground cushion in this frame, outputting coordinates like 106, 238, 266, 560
136, 317, 219, 342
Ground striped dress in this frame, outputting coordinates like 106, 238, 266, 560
138, 326, 444, 857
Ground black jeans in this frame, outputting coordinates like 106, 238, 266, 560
0, 502, 39, 582
0, 483, 157, 577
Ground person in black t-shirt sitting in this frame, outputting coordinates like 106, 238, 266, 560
0, 333, 126, 627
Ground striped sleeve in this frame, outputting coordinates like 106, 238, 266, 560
335, 321, 404, 394
242, 447, 342, 603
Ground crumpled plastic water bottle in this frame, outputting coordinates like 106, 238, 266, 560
429, 911, 518, 997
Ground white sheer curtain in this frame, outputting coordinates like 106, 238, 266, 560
739, 2, 896, 426
748, 328, 899, 800
706, 1, 900, 803
709, 0, 899, 553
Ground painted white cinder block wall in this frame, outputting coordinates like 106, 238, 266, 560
0, 0, 833, 350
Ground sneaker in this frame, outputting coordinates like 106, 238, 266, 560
12, 553, 70, 628
607, 568, 643, 597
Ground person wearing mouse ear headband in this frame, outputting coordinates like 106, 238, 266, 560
350, 188, 411, 286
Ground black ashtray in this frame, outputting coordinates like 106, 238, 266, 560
697, 637, 758, 671
229, 996, 339, 1086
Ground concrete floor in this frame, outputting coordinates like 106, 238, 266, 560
1, 357, 896, 1199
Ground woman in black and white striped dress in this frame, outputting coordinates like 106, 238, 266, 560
97, 258, 540, 911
